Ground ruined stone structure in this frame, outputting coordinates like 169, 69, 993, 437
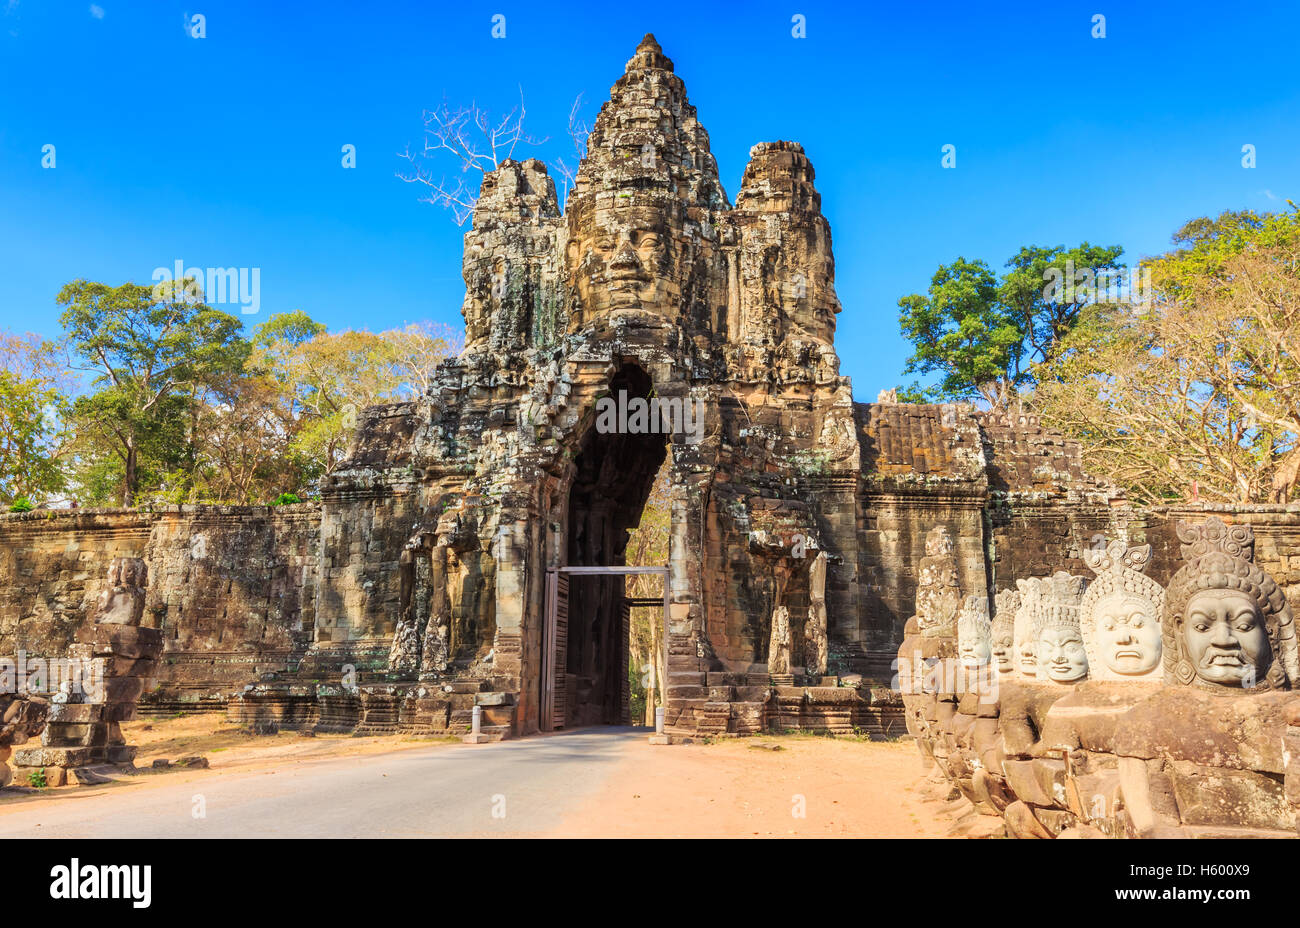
2, 37, 1300, 768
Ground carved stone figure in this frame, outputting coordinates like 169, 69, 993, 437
1162, 517, 1300, 691
90, 558, 147, 626
957, 594, 992, 668
916, 526, 961, 639
1013, 578, 1044, 679
1035, 572, 1089, 684
388, 530, 430, 674
419, 540, 453, 677
1080, 539, 1164, 682
898, 518, 1300, 838
991, 589, 1020, 676
768, 605, 792, 676
805, 551, 829, 675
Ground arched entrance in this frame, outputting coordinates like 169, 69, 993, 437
541, 364, 670, 729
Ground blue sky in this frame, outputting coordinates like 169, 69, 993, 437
1, 0, 1297, 400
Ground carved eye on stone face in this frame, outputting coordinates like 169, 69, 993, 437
634, 231, 665, 264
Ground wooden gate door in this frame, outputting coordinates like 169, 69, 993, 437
542, 570, 569, 731
619, 593, 631, 725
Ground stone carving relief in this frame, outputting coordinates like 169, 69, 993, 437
907, 517, 1300, 839
1162, 517, 1299, 691
1035, 572, 1089, 684
1080, 539, 1164, 682
916, 526, 961, 639
957, 594, 991, 668
990, 588, 1020, 676
90, 558, 148, 626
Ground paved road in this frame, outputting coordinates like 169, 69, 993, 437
0, 728, 645, 838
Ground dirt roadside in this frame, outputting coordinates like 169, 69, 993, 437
546, 734, 947, 838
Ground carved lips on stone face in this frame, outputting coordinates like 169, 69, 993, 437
1182, 588, 1271, 687
1095, 591, 1161, 676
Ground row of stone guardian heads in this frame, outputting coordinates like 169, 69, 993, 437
904, 516, 1300, 838
959, 517, 1299, 693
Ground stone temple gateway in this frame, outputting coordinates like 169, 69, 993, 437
311, 33, 862, 736
4, 37, 1300, 757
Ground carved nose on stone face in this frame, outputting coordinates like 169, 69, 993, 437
609, 238, 645, 278
1209, 619, 1237, 648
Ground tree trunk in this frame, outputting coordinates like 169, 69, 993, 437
1272, 444, 1300, 503
123, 438, 138, 507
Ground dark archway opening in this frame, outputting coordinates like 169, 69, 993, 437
564, 364, 668, 725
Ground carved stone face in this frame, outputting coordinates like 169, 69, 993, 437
991, 630, 1014, 674
568, 201, 680, 316
1095, 591, 1161, 676
958, 633, 991, 668
1017, 636, 1037, 677
1182, 589, 1270, 687
1037, 627, 1088, 683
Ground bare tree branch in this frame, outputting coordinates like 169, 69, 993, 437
397, 87, 552, 226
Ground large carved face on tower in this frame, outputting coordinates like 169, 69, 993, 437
567, 196, 682, 317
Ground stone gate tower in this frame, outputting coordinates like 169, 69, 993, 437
312, 34, 864, 735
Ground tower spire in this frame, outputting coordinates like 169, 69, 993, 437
627, 32, 673, 71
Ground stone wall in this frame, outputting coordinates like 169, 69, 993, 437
0, 510, 153, 657
0, 505, 319, 710
850, 402, 988, 677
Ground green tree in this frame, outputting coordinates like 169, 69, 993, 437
1035, 206, 1300, 503
898, 243, 1125, 411
249, 312, 459, 477
0, 332, 72, 505
58, 279, 247, 506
